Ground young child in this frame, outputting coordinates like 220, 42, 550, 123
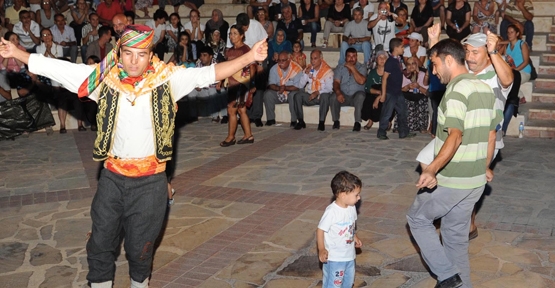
317, 171, 363, 288
291, 41, 307, 69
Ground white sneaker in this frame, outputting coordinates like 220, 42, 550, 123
321, 43, 327, 48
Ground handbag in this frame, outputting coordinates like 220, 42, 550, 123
519, 41, 537, 80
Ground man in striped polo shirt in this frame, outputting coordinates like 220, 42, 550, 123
407, 39, 502, 288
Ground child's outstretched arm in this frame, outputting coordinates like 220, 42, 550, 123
354, 234, 362, 248
316, 228, 328, 263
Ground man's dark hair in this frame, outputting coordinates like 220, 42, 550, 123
87, 55, 101, 64
236, 13, 250, 28
88, 12, 98, 20
429, 38, 466, 66
54, 13, 65, 21
98, 26, 111, 38
18, 10, 30, 19
153, 9, 168, 21
4, 31, 16, 41
331, 171, 362, 196
345, 47, 357, 57
198, 46, 214, 57
389, 38, 403, 53
124, 11, 135, 23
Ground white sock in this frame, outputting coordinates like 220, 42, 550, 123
90, 281, 112, 288
130, 278, 149, 288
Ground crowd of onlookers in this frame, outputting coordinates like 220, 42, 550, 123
0, 0, 536, 141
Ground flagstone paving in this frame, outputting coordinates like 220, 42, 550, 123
1, 119, 555, 288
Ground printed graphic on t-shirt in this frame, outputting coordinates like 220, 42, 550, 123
337, 221, 355, 244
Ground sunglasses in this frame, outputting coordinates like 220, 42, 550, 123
42, 33, 51, 36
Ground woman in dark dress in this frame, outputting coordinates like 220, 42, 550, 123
321, 0, 351, 48
446, 0, 471, 41
220, 25, 257, 147
361, 50, 388, 130
298, 0, 321, 48
410, 0, 434, 45
395, 56, 429, 133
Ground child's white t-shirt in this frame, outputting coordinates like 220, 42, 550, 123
318, 201, 357, 262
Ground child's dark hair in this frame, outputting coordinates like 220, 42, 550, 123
331, 171, 362, 196
293, 40, 303, 51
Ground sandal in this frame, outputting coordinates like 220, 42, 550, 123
220, 138, 236, 147
363, 122, 373, 130
78, 126, 86, 131
59, 127, 67, 134
237, 136, 254, 144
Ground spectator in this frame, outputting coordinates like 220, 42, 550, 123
247, 0, 271, 20
331, 47, 366, 131
168, 31, 197, 65
5, 0, 28, 29
431, 0, 446, 30
50, 13, 78, 63
13, 10, 41, 53
28, 0, 42, 13
36, 0, 56, 29
226, 13, 267, 48
181, 0, 205, 12
125, 11, 136, 25
506, 24, 531, 93
270, 0, 297, 22
293, 49, 333, 131
0, 32, 27, 101
352, 0, 374, 20
291, 41, 306, 68
389, 0, 408, 14
395, 7, 412, 45
411, 0, 433, 45
184, 9, 205, 49
471, 0, 496, 34
318, 0, 335, 19
112, 13, 127, 37
206, 30, 226, 63
136, 0, 153, 19
276, 5, 303, 45
298, 0, 321, 48
368, 2, 395, 51
85, 26, 112, 60
268, 29, 292, 67
446, 0, 471, 42
121, 0, 134, 12
377, 38, 415, 140
81, 13, 101, 62
145, 9, 168, 61
205, 9, 230, 44
166, 13, 185, 53
96, 0, 123, 26
500, 0, 534, 50
340, 7, 371, 65
263, 51, 302, 127
69, 0, 92, 48
403, 32, 426, 67
322, 0, 351, 48
396, 56, 428, 133
53, 0, 70, 14
220, 25, 256, 147
361, 50, 387, 130
255, 8, 274, 38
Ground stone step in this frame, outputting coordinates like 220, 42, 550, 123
532, 92, 555, 103
548, 34, 555, 44
546, 43, 555, 52
534, 78, 555, 90
538, 65, 555, 76
540, 53, 555, 65
522, 120, 555, 138
526, 103, 555, 121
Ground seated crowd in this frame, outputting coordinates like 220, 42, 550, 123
0, 0, 535, 142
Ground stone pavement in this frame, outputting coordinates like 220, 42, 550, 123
1, 120, 555, 288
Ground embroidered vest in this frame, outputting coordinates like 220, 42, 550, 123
92, 82, 176, 162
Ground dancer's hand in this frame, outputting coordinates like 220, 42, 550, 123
251, 39, 268, 62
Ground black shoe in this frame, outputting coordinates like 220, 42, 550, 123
400, 132, 417, 139
265, 119, 276, 126
220, 116, 228, 124
435, 274, 462, 288
90, 125, 98, 132
352, 122, 361, 132
317, 121, 325, 131
377, 135, 389, 140
332, 121, 340, 129
255, 118, 263, 127
294, 120, 306, 130
290, 121, 297, 128
237, 136, 254, 144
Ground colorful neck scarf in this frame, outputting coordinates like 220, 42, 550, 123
311, 60, 332, 93
78, 25, 155, 98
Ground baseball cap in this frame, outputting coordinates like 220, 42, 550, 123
407, 32, 423, 42
461, 33, 487, 47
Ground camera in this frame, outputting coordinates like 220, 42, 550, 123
380, 10, 388, 15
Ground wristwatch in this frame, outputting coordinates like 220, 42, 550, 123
488, 50, 498, 55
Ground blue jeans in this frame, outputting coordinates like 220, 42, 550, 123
407, 185, 485, 288
377, 92, 409, 138
86, 169, 168, 283
302, 22, 321, 45
322, 260, 355, 288
500, 19, 534, 49
502, 103, 516, 134
339, 41, 371, 65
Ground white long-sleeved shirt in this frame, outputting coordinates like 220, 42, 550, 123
29, 54, 216, 159
298, 65, 334, 94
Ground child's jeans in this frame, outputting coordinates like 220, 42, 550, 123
322, 260, 355, 288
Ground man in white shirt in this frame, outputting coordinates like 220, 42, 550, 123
352, 0, 374, 20
81, 13, 102, 62
12, 10, 41, 52
226, 13, 268, 48
292, 50, 334, 131
367, 1, 396, 51
50, 13, 78, 63
340, 7, 372, 65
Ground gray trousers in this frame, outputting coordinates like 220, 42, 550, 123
247, 89, 264, 120
188, 87, 227, 118
330, 90, 365, 122
407, 185, 485, 288
263, 90, 297, 122
293, 91, 331, 122
63, 46, 78, 63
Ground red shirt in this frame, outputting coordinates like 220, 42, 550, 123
96, 1, 123, 23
